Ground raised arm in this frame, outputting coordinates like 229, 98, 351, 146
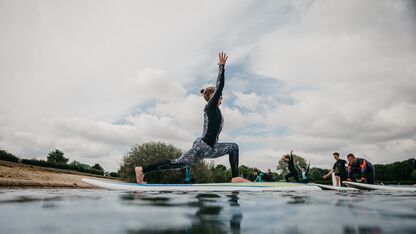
207, 52, 228, 108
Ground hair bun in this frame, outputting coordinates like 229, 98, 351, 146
200, 88, 205, 94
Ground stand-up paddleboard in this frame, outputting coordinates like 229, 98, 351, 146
82, 178, 321, 192
310, 183, 358, 191
343, 181, 416, 191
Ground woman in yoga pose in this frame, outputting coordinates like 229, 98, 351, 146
135, 52, 249, 183
282, 150, 299, 182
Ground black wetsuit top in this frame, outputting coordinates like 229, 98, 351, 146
201, 64, 224, 147
288, 155, 296, 172
285, 155, 299, 182
333, 159, 347, 179
348, 158, 374, 183
265, 172, 274, 182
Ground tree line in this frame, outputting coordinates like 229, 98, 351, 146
120, 142, 416, 184
0, 148, 119, 177
2, 142, 415, 184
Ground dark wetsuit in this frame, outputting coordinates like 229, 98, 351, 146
348, 158, 375, 184
254, 171, 267, 182
285, 155, 299, 182
333, 159, 348, 184
265, 172, 274, 182
142, 64, 240, 178
184, 166, 191, 184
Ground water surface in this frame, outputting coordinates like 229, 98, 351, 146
0, 189, 415, 234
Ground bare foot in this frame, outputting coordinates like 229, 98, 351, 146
135, 167, 145, 184
231, 177, 251, 183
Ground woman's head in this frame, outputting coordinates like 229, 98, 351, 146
200, 87, 215, 102
282, 155, 290, 162
200, 87, 223, 105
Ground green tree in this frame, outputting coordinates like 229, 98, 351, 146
308, 167, 329, 183
272, 172, 282, 181
92, 163, 104, 172
238, 165, 256, 181
374, 159, 415, 183
0, 148, 19, 163
119, 142, 214, 184
47, 149, 68, 164
109, 172, 120, 177
69, 160, 81, 166
209, 163, 231, 183
190, 161, 214, 183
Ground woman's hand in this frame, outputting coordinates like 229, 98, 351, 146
218, 52, 228, 65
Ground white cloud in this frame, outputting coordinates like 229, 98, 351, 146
233, 91, 263, 111
1, 0, 415, 172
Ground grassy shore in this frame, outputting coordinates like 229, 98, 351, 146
0, 160, 121, 188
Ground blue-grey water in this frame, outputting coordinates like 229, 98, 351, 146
0, 189, 415, 234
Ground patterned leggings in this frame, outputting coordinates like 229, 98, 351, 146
142, 138, 240, 177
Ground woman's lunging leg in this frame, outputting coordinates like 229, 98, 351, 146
142, 160, 185, 174
207, 143, 249, 182
135, 142, 203, 183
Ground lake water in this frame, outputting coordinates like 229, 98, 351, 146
0, 189, 415, 234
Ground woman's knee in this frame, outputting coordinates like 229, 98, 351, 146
230, 143, 239, 152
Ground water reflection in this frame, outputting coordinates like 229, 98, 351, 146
0, 195, 65, 205
0, 189, 415, 234
343, 226, 382, 234
126, 192, 243, 234
287, 195, 308, 204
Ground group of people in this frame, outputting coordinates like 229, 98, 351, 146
281, 151, 375, 185
323, 152, 375, 185
253, 152, 311, 183
253, 168, 274, 182
133, 52, 377, 186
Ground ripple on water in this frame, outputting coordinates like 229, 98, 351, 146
0, 189, 415, 234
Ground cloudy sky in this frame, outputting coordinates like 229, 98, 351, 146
1, 0, 415, 172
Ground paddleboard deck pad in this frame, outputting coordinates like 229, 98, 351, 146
343, 181, 416, 191
310, 183, 358, 191
82, 178, 321, 192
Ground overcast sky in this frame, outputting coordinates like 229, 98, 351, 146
1, 0, 415, 172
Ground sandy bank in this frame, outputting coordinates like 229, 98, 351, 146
0, 160, 121, 188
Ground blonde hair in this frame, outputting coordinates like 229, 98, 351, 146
200, 87, 215, 102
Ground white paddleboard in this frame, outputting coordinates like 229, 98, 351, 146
343, 181, 416, 191
310, 183, 358, 191
82, 178, 321, 192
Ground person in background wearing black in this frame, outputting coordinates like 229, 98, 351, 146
347, 153, 375, 184
265, 168, 274, 182
323, 152, 348, 186
282, 150, 299, 182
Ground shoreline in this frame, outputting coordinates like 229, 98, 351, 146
0, 160, 122, 189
